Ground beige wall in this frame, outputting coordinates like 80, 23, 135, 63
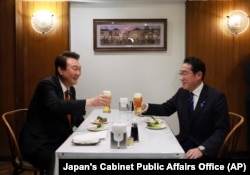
70, 1, 186, 135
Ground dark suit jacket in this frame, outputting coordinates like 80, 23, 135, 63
143, 84, 230, 158
20, 76, 86, 155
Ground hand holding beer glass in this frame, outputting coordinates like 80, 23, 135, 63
103, 90, 112, 113
133, 93, 142, 115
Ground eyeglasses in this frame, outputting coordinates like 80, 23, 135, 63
178, 71, 192, 77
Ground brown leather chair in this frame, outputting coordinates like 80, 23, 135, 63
2, 108, 45, 175
217, 112, 244, 158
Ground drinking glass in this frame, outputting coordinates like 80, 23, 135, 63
119, 98, 130, 123
103, 90, 112, 113
133, 93, 142, 115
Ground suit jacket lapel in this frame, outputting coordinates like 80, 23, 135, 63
52, 76, 64, 99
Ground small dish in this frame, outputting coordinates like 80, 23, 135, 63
92, 116, 108, 124
91, 119, 108, 124
71, 131, 107, 145
146, 124, 166, 130
87, 125, 106, 132
72, 138, 101, 145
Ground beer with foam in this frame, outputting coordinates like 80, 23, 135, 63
133, 93, 142, 115
103, 90, 112, 113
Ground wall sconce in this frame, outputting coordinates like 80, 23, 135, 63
227, 10, 249, 35
31, 10, 56, 35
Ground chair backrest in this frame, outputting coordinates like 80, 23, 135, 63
217, 112, 244, 158
2, 108, 28, 167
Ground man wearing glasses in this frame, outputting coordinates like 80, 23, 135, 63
142, 57, 229, 159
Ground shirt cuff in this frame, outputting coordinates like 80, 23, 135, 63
142, 103, 149, 113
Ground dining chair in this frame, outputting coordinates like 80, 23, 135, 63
2, 108, 45, 175
217, 112, 245, 158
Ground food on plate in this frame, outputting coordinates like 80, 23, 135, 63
93, 116, 107, 123
97, 124, 102, 128
88, 124, 105, 131
145, 117, 163, 124
147, 121, 163, 129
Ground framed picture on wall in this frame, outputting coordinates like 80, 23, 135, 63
93, 18, 167, 52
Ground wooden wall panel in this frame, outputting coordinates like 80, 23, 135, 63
0, 0, 16, 159
16, 1, 69, 108
186, 0, 250, 152
0, 0, 69, 157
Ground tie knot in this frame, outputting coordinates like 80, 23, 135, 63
65, 90, 70, 100
189, 92, 193, 96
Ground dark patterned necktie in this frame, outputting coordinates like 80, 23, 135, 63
65, 90, 71, 124
189, 92, 194, 116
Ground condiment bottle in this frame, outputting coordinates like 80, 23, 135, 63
131, 122, 139, 142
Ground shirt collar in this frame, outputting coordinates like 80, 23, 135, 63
192, 82, 204, 97
58, 77, 68, 93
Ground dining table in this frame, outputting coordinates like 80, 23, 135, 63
54, 109, 185, 174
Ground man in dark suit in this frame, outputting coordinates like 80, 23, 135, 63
142, 57, 229, 159
19, 51, 111, 173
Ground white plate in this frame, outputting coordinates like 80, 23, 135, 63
72, 131, 107, 145
91, 119, 108, 124
72, 138, 101, 145
146, 124, 166, 130
87, 125, 106, 132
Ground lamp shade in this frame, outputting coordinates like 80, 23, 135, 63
31, 10, 56, 35
227, 10, 249, 35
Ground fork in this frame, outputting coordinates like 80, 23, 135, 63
151, 116, 159, 123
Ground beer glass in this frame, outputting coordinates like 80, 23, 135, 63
103, 90, 112, 113
133, 93, 142, 115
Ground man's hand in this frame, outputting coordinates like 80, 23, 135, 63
86, 94, 111, 107
185, 147, 203, 159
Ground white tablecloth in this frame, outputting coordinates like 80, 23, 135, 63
54, 109, 185, 174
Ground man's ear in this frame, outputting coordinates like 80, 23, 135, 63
196, 71, 203, 79
58, 66, 63, 75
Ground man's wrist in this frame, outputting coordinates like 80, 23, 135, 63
142, 103, 149, 113
198, 145, 206, 154
86, 98, 93, 107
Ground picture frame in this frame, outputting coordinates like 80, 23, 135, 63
93, 18, 167, 52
